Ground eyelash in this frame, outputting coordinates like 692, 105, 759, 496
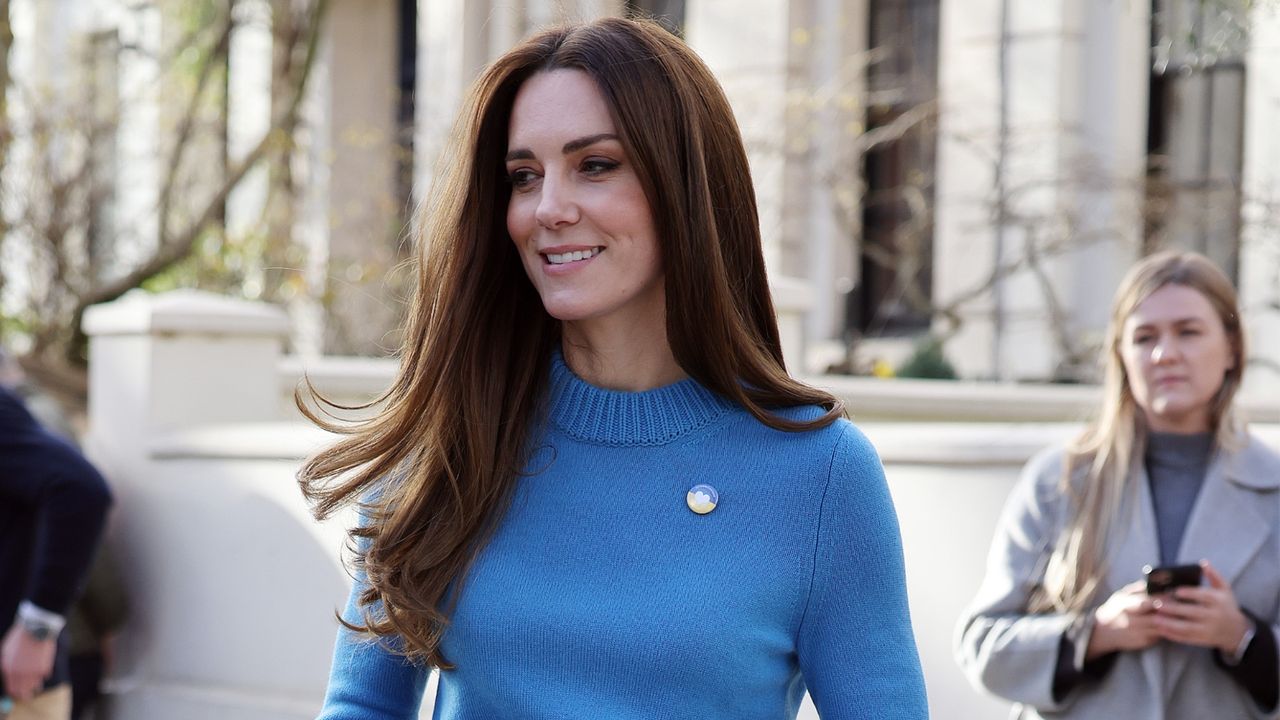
1133, 328, 1202, 344
505, 158, 621, 190
507, 169, 538, 189
581, 158, 619, 175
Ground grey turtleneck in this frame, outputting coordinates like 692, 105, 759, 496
1145, 430, 1214, 564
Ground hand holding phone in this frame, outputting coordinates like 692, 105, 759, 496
1143, 563, 1203, 595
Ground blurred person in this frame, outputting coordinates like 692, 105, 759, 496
1, 382, 112, 719
0, 351, 128, 720
65, 545, 127, 720
299, 16, 927, 720
956, 251, 1280, 719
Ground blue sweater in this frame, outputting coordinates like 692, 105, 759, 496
319, 354, 927, 719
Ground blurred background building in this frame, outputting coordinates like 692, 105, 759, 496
4, 0, 1280, 392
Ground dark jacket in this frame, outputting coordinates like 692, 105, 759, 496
0, 386, 112, 694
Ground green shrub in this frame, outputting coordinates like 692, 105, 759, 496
896, 337, 958, 380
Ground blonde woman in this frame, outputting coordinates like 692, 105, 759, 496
957, 251, 1280, 719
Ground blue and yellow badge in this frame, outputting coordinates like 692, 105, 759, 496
686, 484, 719, 515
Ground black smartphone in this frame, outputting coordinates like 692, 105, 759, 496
1143, 563, 1203, 594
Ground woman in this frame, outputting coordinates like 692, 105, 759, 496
956, 251, 1280, 719
300, 16, 927, 720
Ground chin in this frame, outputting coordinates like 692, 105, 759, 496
1147, 401, 1211, 432
538, 299, 599, 323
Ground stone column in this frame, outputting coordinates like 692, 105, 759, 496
791, 0, 868, 343
686, 0, 832, 370
324, 0, 403, 354
1239, 6, 1280, 394
686, 0, 796, 274
226, 0, 273, 245
414, 0, 495, 202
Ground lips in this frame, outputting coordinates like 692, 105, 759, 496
536, 244, 605, 272
542, 246, 603, 265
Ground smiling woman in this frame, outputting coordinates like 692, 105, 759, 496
504, 70, 669, 383
956, 251, 1280, 720
299, 16, 927, 720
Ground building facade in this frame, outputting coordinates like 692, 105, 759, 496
16, 0, 1280, 381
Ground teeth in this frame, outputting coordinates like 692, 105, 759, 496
546, 247, 602, 265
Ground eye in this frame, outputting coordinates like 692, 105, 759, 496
1179, 327, 1202, 337
1132, 333, 1154, 345
581, 157, 620, 176
506, 168, 540, 190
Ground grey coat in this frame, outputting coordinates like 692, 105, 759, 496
956, 434, 1280, 720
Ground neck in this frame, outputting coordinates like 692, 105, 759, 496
560, 306, 684, 392
1145, 410, 1212, 435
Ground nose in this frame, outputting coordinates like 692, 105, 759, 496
1151, 337, 1179, 364
534, 175, 579, 229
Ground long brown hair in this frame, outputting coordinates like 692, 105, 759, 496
1035, 250, 1246, 613
298, 17, 843, 668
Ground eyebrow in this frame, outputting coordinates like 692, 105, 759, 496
504, 133, 620, 162
1131, 317, 1208, 331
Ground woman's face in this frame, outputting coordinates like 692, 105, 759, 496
504, 69, 664, 327
1119, 283, 1236, 434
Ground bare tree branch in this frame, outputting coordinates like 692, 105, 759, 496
69, 0, 332, 339
157, 10, 235, 246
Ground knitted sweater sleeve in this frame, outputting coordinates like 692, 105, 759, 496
318, 574, 430, 720
796, 422, 929, 718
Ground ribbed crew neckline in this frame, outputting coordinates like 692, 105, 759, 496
546, 349, 737, 446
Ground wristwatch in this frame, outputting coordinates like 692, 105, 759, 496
14, 601, 64, 642
19, 615, 57, 641
1224, 624, 1257, 666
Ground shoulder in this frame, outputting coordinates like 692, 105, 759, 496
1226, 431, 1280, 490
1022, 444, 1072, 489
741, 406, 878, 466
994, 443, 1079, 533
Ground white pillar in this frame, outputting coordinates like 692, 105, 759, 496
686, 0, 794, 274
414, 0, 492, 204
795, 0, 867, 343
227, 0, 274, 244
685, 0, 824, 371
1240, 5, 1280, 394
113, 1, 163, 275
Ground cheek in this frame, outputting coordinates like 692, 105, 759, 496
506, 208, 521, 243
1119, 348, 1147, 387
506, 196, 531, 243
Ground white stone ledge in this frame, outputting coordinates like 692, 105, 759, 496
83, 289, 289, 337
272, 355, 1280, 426
149, 422, 336, 461
812, 374, 1280, 424
862, 422, 1081, 466
278, 355, 398, 401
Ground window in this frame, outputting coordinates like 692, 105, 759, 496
395, 0, 416, 217
1144, 0, 1246, 279
853, 0, 939, 336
